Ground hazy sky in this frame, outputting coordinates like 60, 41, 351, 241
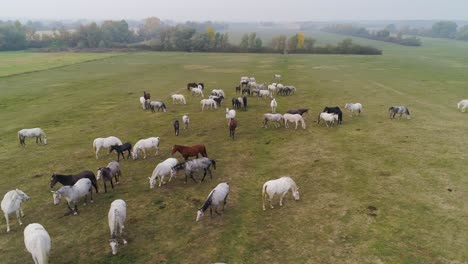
2, 0, 468, 22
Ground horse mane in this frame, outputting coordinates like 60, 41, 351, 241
199, 190, 215, 212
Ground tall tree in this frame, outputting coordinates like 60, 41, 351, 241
432, 21, 458, 38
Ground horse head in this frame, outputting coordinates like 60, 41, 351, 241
210, 160, 217, 170
196, 209, 204, 222
292, 188, 300, 200
109, 238, 119, 255
15, 189, 29, 201
148, 177, 156, 189
52, 191, 62, 205
50, 174, 58, 188
171, 146, 178, 155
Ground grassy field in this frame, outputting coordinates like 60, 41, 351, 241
0, 35, 467, 264
0, 51, 121, 78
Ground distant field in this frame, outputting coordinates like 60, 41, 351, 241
0, 35, 467, 264
0, 51, 121, 77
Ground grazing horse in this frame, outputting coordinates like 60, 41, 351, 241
242, 88, 251, 96
318, 112, 339, 127
149, 101, 167, 112
173, 120, 180, 136
201, 98, 217, 111
182, 115, 190, 129
108, 199, 127, 255
262, 176, 300, 210
210, 95, 224, 107
344, 103, 363, 116
192, 87, 204, 97
110, 143, 132, 161
172, 157, 217, 183
2, 189, 30, 232
24, 223, 51, 264
323, 106, 343, 124
243, 96, 247, 111
171, 94, 186, 104
232, 98, 241, 109
389, 106, 411, 119
52, 178, 93, 215
50, 170, 99, 193
274, 74, 281, 82
263, 113, 283, 128
270, 98, 277, 113
457, 100, 468, 112
196, 182, 229, 222
93, 136, 123, 159
132, 137, 160, 159
148, 158, 178, 188
229, 118, 237, 140
283, 113, 306, 129
187, 82, 198, 91
18, 128, 47, 146
286, 108, 309, 116
171, 144, 208, 161
235, 86, 241, 94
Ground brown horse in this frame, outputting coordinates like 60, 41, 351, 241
171, 144, 208, 161
229, 119, 237, 140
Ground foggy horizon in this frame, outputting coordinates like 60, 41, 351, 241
2, 0, 468, 23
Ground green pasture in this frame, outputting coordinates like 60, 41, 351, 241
0, 36, 467, 263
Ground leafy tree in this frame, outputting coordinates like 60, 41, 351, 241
297, 32, 305, 49
432, 21, 458, 38
456, 25, 468, 40
0, 22, 27, 50
248, 33, 257, 49
239, 34, 249, 50
139, 17, 162, 40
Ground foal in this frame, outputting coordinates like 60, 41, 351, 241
110, 143, 132, 162
229, 119, 237, 140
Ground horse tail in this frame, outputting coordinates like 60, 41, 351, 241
405, 108, 410, 116
93, 139, 97, 152
202, 146, 208, 157
317, 113, 321, 124
211, 160, 216, 170
262, 183, 268, 210
388, 107, 394, 112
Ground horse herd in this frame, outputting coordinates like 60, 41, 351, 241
6, 73, 468, 263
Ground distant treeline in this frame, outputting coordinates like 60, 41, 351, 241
0, 18, 381, 55
398, 21, 468, 41
322, 24, 422, 46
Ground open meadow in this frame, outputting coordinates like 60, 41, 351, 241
0, 35, 467, 263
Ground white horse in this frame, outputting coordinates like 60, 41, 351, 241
211, 89, 225, 98
1, 189, 30, 232
255, 82, 267, 90
262, 113, 283, 128
457, 100, 468, 112
132, 137, 160, 160
52, 178, 93, 215
283, 113, 306, 129
148, 158, 178, 188
93, 136, 123, 159
139, 97, 146, 109
270, 98, 277, 113
262, 176, 300, 210
196, 182, 230, 222
268, 84, 277, 94
226, 108, 236, 124
344, 103, 362, 116
319, 112, 339, 127
24, 223, 51, 264
171, 94, 186, 104
274, 74, 281, 81
108, 199, 127, 255
201, 99, 217, 111
259, 89, 272, 99
18, 128, 47, 146
182, 115, 190, 129
192, 87, 204, 97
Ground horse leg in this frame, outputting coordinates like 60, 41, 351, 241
269, 194, 274, 209
89, 187, 93, 202
223, 194, 229, 212
190, 172, 197, 183
104, 180, 108, 193
74, 203, 78, 215
127, 150, 131, 160
201, 169, 207, 182
295, 121, 298, 129
279, 192, 288, 206
16, 209, 23, 225
4, 213, 10, 232
110, 178, 114, 190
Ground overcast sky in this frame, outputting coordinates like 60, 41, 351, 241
2, 0, 468, 22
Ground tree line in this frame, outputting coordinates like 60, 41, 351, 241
0, 18, 381, 55
322, 24, 422, 46
398, 21, 468, 41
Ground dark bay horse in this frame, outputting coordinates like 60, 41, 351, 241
286, 108, 309, 116
171, 144, 208, 161
50, 170, 99, 193
229, 119, 237, 140
173, 120, 180, 136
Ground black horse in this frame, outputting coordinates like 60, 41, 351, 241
286, 108, 308, 116
321, 106, 343, 124
242, 96, 247, 111
232, 98, 241, 109
110, 143, 132, 161
187, 83, 198, 91
50, 170, 99, 193
173, 120, 180, 136
242, 88, 251, 96
212, 96, 224, 107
